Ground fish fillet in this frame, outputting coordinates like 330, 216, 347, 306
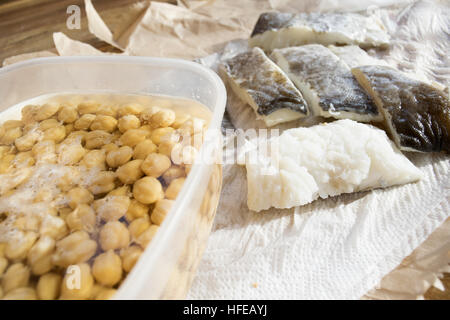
220, 47, 309, 127
249, 12, 390, 52
352, 65, 450, 153
246, 119, 423, 212
271, 45, 382, 122
328, 45, 390, 69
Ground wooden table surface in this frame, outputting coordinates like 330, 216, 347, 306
0, 0, 448, 300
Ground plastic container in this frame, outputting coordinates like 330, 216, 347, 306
0, 56, 226, 299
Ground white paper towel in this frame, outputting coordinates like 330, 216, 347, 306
187, 0, 450, 299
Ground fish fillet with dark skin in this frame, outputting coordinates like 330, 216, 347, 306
352, 65, 450, 153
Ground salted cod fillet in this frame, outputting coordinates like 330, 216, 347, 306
352, 65, 450, 153
249, 12, 390, 52
220, 47, 309, 127
271, 44, 382, 122
246, 119, 422, 212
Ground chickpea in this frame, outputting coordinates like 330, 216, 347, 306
140, 106, 161, 123
118, 103, 144, 117
150, 127, 175, 145
108, 185, 130, 197
35, 103, 60, 121
43, 125, 66, 143
94, 195, 130, 222
13, 151, 35, 168
0, 257, 7, 276
2, 120, 23, 130
15, 130, 41, 152
1, 126, 22, 145
92, 250, 122, 286
80, 149, 106, 170
102, 143, 119, 153
137, 225, 159, 248
3, 287, 37, 300
13, 214, 40, 232
32, 140, 57, 164
56, 167, 80, 192
120, 129, 146, 147
162, 166, 185, 185
151, 199, 174, 225
85, 130, 112, 149
37, 273, 62, 300
5, 231, 38, 261
96, 105, 118, 118
126, 199, 149, 221
57, 141, 86, 165
60, 263, 94, 300
171, 144, 197, 166
172, 113, 190, 129
53, 231, 97, 267
65, 123, 74, 135
139, 124, 153, 137
39, 119, 60, 131
178, 117, 206, 136
118, 115, 140, 133
21, 105, 38, 123
27, 235, 55, 275
66, 204, 96, 233
77, 101, 100, 115
141, 153, 171, 178
88, 171, 116, 195
90, 115, 118, 132
149, 109, 176, 129
58, 106, 78, 123
67, 187, 94, 209
74, 114, 96, 130
133, 176, 164, 204
2, 263, 30, 293
158, 139, 178, 157
121, 245, 143, 272
0, 154, 14, 173
165, 177, 186, 200
128, 217, 150, 241
95, 288, 117, 300
0, 145, 11, 158
116, 159, 144, 184
133, 140, 157, 160
106, 146, 133, 168
40, 215, 68, 240
100, 221, 130, 251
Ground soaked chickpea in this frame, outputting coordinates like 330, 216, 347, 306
165, 177, 186, 200
133, 176, 164, 204
90, 115, 118, 132
100, 221, 130, 251
92, 250, 122, 286
0, 97, 208, 300
58, 106, 78, 123
120, 129, 147, 147
151, 199, 174, 225
121, 246, 142, 273
133, 139, 157, 160
106, 145, 133, 168
141, 153, 171, 177
118, 115, 140, 133
74, 114, 96, 130
37, 273, 62, 300
116, 159, 144, 184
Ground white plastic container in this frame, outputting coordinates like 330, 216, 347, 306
0, 56, 226, 299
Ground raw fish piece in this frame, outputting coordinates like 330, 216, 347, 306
246, 119, 422, 212
328, 45, 389, 69
272, 45, 382, 122
249, 12, 390, 51
352, 65, 450, 153
220, 47, 309, 127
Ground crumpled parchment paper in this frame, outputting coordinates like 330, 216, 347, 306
3, 0, 449, 299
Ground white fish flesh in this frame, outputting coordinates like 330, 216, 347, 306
220, 47, 309, 127
246, 119, 422, 212
271, 45, 382, 122
352, 65, 450, 153
249, 12, 390, 52
328, 45, 390, 69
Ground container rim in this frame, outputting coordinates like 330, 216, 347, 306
0, 55, 227, 299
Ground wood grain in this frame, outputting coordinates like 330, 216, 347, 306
0, 0, 448, 300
